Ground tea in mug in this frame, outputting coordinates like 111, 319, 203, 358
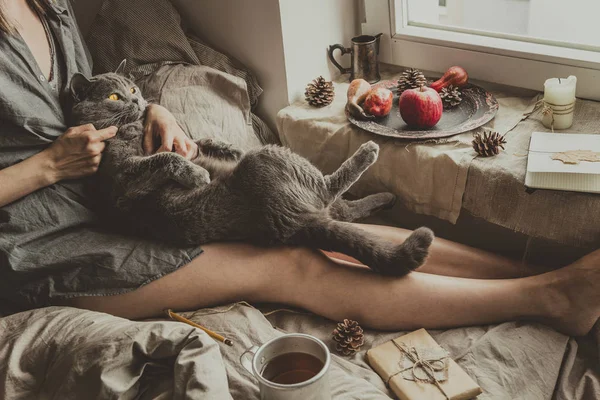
261, 352, 324, 385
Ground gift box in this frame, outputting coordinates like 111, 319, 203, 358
366, 328, 482, 400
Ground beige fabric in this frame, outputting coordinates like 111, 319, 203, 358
277, 77, 533, 224
137, 64, 262, 152
278, 74, 600, 247
264, 307, 599, 400
1, 304, 597, 399
463, 97, 600, 248
183, 303, 599, 400
0, 307, 232, 399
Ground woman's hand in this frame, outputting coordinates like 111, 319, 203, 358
43, 124, 117, 183
143, 104, 198, 160
0, 124, 116, 208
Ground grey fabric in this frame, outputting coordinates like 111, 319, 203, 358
251, 112, 280, 145
39, 11, 65, 96
85, 0, 199, 75
0, 0, 201, 313
70, 0, 104, 37
0, 307, 232, 399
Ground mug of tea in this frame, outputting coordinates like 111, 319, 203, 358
240, 333, 332, 400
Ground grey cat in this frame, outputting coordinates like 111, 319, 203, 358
68, 63, 434, 276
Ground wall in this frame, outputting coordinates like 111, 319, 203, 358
172, 0, 288, 132
279, 0, 359, 103
173, 0, 359, 133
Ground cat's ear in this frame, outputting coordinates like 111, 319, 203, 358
114, 59, 127, 75
70, 73, 92, 101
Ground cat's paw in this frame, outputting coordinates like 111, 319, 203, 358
199, 139, 243, 160
385, 227, 434, 275
178, 166, 211, 188
402, 227, 434, 270
356, 141, 380, 166
376, 192, 397, 210
227, 147, 244, 161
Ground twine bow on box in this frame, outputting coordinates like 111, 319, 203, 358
387, 340, 451, 400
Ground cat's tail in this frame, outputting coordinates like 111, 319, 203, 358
288, 218, 434, 276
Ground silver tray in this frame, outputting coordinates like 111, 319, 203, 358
347, 79, 498, 140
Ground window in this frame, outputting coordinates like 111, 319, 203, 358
362, 0, 600, 101
405, 0, 598, 53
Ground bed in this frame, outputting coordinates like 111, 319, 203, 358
0, 1, 598, 399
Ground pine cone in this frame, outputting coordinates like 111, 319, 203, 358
305, 76, 335, 107
440, 85, 462, 108
332, 319, 364, 356
397, 68, 427, 94
472, 131, 507, 157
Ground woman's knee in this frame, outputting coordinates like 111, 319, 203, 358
251, 246, 330, 302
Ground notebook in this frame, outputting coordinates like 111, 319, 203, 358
525, 132, 600, 194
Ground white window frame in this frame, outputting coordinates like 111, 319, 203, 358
361, 0, 600, 101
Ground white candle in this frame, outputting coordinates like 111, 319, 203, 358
542, 75, 577, 130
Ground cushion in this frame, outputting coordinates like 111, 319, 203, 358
186, 34, 263, 108
70, 0, 104, 37
82, 0, 279, 145
85, 0, 198, 74
185, 34, 280, 145
137, 64, 262, 151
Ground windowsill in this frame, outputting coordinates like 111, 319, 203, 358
393, 25, 600, 69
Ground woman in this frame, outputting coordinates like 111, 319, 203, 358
1, 0, 598, 337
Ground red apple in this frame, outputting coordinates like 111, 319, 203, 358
399, 86, 443, 129
430, 66, 468, 92
363, 87, 393, 117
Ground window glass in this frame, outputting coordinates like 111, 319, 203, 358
405, 0, 600, 52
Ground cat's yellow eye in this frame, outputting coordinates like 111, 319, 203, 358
108, 93, 120, 101
130, 87, 136, 94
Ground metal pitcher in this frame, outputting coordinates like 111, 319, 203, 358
328, 33, 383, 83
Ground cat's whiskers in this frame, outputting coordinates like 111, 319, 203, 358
100, 109, 134, 129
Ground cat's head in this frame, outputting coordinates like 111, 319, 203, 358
69, 60, 148, 129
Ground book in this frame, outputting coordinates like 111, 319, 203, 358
366, 329, 482, 400
525, 132, 600, 193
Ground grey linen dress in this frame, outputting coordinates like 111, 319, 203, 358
0, 0, 202, 313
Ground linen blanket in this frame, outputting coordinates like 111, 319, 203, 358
1, 305, 597, 399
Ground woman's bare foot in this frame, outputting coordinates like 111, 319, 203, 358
541, 249, 600, 336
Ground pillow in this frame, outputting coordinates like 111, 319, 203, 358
70, 0, 104, 38
186, 34, 280, 144
186, 34, 263, 108
83, 0, 279, 145
137, 64, 262, 152
85, 0, 198, 74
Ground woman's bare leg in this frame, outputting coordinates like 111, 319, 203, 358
324, 223, 539, 279
69, 242, 600, 336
